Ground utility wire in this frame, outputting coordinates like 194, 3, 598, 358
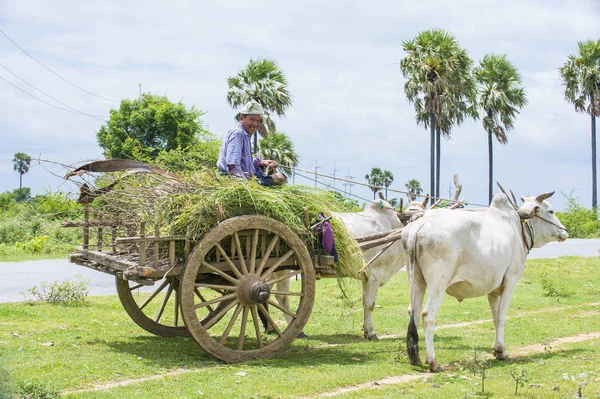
0, 21, 115, 83
290, 166, 488, 207
0, 62, 108, 120
0, 74, 107, 122
0, 27, 118, 103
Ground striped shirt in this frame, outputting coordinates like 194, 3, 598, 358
217, 122, 261, 178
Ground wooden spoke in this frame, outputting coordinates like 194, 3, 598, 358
237, 306, 249, 350
265, 270, 302, 285
270, 290, 304, 297
266, 299, 297, 319
201, 261, 239, 285
249, 229, 259, 274
139, 278, 171, 311
219, 304, 243, 345
193, 292, 237, 310
250, 305, 264, 348
233, 232, 248, 275
174, 287, 180, 326
128, 283, 144, 291
194, 283, 237, 291
194, 288, 214, 314
261, 249, 294, 280
204, 299, 238, 330
215, 244, 243, 279
155, 284, 174, 323
256, 235, 280, 276
258, 303, 282, 337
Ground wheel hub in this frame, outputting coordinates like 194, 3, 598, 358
238, 277, 270, 305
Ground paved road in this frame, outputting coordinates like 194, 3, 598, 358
1, 239, 599, 303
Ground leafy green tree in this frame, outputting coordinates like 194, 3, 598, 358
258, 132, 299, 178
405, 179, 423, 201
381, 170, 394, 199
153, 132, 221, 173
12, 152, 31, 193
400, 29, 476, 202
226, 58, 292, 153
474, 54, 527, 203
365, 167, 384, 199
97, 93, 206, 160
560, 39, 600, 208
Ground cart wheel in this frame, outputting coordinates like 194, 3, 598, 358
180, 215, 316, 362
116, 276, 189, 337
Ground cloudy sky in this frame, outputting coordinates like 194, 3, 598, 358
0, 0, 598, 210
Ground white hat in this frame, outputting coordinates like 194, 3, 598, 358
240, 101, 265, 117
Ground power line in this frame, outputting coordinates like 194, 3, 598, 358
0, 74, 107, 121
0, 62, 108, 120
0, 27, 118, 103
0, 21, 114, 83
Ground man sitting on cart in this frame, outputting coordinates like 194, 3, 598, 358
217, 101, 286, 186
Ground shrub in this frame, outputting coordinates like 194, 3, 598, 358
555, 192, 600, 238
26, 275, 90, 304
18, 381, 59, 399
540, 272, 574, 298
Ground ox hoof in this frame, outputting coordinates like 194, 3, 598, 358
428, 361, 443, 373
493, 348, 509, 361
364, 333, 379, 341
297, 332, 308, 339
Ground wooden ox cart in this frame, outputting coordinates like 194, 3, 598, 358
65, 172, 406, 363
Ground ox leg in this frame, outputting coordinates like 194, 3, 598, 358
422, 284, 446, 373
362, 275, 381, 341
272, 276, 307, 338
487, 292, 504, 359
490, 283, 518, 361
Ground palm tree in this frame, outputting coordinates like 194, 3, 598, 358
474, 54, 527, 203
381, 170, 394, 199
12, 152, 31, 193
258, 132, 299, 178
226, 58, 292, 154
400, 29, 476, 203
405, 179, 423, 201
559, 40, 600, 208
365, 167, 384, 199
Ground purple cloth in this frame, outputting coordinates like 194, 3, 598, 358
217, 122, 262, 178
321, 221, 334, 254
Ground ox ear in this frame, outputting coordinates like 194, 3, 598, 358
535, 191, 555, 203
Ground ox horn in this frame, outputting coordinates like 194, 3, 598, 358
378, 192, 385, 200
535, 191, 555, 203
421, 194, 429, 207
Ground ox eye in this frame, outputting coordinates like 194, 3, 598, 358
549, 210, 554, 214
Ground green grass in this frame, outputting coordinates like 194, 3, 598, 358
1, 256, 599, 398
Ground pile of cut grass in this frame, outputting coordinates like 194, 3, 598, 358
92, 169, 366, 277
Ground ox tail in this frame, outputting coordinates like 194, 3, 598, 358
404, 222, 424, 366
407, 312, 420, 366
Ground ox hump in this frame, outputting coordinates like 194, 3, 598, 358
490, 193, 515, 214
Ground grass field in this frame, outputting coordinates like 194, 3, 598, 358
1, 256, 599, 398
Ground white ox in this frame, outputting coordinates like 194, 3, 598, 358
334, 197, 426, 340
401, 191, 568, 372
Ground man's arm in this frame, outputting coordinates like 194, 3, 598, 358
224, 132, 245, 176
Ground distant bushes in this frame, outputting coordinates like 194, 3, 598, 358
0, 189, 81, 260
555, 194, 600, 238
